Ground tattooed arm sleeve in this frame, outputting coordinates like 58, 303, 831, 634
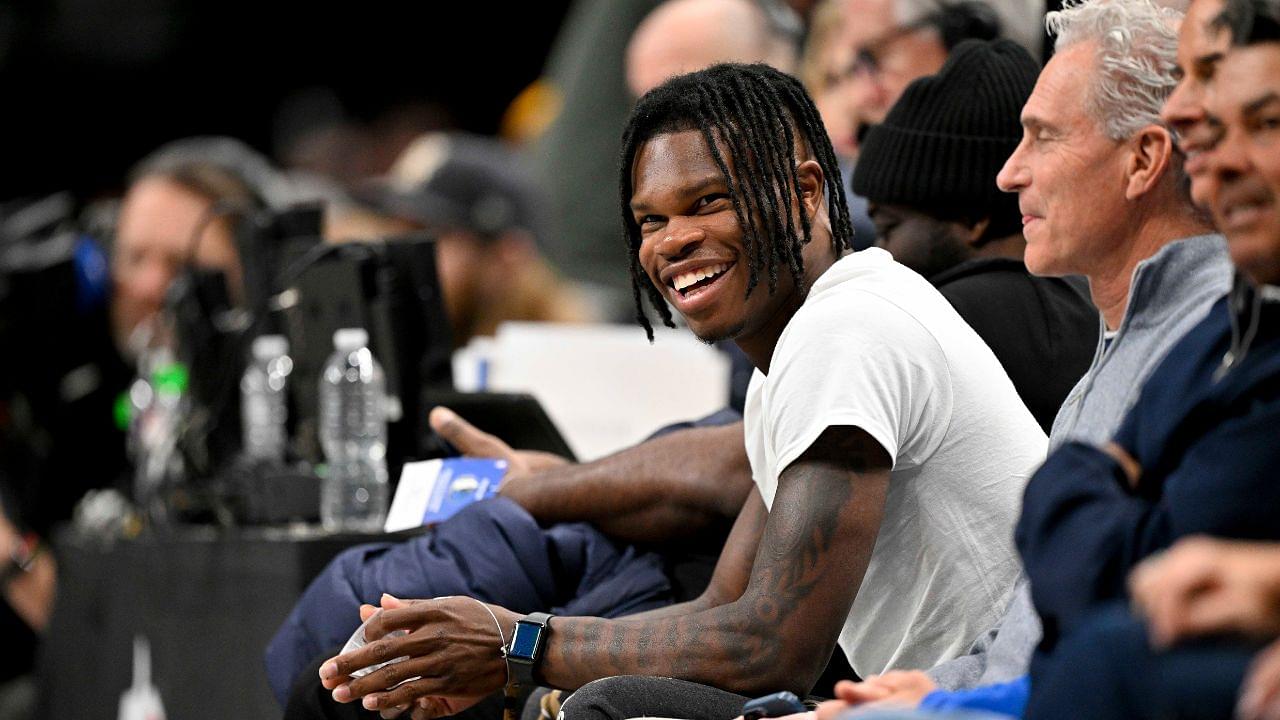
538, 425, 891, 696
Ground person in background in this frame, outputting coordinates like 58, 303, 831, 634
10, 141, 267, 536
357, 131, 594, 346
832, 0, 1040, 158
820, 0, 1033, 248
111, 149, 258, 358
852, 38, 1096, 431
799, 0, 861, 160
625, 0, 800, 97
0, 138, 269, 720
0, 499, 55, 720
1161, 0, 1231, 209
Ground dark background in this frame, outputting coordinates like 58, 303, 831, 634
0, 0, 572, 199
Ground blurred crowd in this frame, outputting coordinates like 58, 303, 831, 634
3, 0, 1280, 719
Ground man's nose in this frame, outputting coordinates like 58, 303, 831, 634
132, 258, 178, 306
1208, 127, 1250, 182
996, 142, 1029, 193
1161, 83, 1203, 140
654, 221, 706, 260
847, 74, 889, 125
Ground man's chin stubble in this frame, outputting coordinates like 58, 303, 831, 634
691, 320, 747, 346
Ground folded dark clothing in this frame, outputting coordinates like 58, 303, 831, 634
264, 497, 673, 705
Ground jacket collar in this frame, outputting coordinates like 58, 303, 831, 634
1118, 234, 1229, 334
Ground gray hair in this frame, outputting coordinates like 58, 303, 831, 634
1047, 0, 1184, 140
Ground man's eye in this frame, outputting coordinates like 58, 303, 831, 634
638, 215, 663, 227
695, 194, 730, 210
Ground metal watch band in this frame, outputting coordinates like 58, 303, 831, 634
504, 611, 553, 688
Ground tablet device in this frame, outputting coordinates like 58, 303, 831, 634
423, 390, 577, 462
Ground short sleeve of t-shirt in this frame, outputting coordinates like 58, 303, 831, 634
763, 287, 954, 478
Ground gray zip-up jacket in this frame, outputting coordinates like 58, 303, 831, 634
927, 233, 1233, 690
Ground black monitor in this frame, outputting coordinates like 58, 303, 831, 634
280, 235, 454, 479
152, 208, 455, 521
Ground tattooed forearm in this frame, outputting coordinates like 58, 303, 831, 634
537, 426, 891, 696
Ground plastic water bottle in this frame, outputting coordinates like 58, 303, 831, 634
118, 635, 166, 720
128, 342, 189, 524
319, 328, 389, 532
241, 335, 292, 462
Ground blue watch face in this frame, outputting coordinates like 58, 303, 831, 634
509, 622, 542, 660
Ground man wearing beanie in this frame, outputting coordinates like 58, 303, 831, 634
852, 39, 1097, 431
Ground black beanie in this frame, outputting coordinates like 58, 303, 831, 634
852, 39, 1039, 233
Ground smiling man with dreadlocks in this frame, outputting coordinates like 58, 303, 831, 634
317, 64, 1045, 720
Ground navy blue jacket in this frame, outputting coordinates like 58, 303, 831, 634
264, 497, 672, 705
1016, 285, 1280, 657
263, 407, 745, 706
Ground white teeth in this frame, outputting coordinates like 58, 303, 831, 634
673, 263, 728, 291
1226, 204, 1262, 224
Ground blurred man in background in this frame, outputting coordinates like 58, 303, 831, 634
0, 139, 269, 720
358, 131, 594, 346
111, 150, 259, 359
625, 0, 800, 96
805, 0, 1036, 249
831, 0, 1041, 158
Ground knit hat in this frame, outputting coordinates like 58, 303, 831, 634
852, 39, 1039, 230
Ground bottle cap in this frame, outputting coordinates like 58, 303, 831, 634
333, 328, 369, 351
251, 334, 289, 360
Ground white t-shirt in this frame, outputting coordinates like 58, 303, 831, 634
743, 248, 1046, 679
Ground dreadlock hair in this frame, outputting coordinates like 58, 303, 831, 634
618, 63, 855, 340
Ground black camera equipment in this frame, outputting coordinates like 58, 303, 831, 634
166, 204, 453, 524
279, 233, 454, 476
0, 194, 129, 532
0, 195, 112, 391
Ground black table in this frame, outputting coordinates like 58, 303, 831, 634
37, 526, 390, 719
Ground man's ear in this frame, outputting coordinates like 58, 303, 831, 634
1124, 125, 1174, 201
962, 217, 993, 248
795, 159, 825, 219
